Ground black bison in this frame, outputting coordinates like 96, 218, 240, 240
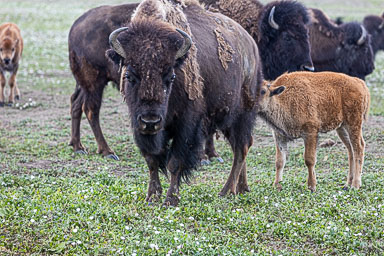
106, 0, 263, 206
199, 0, 314, 160
334, 13, 384, 58
200, 0, 314, 80
309, 8, 375, 80
68, 3, 138, 159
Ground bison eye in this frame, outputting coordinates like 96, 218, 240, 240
125, 72, 137, 86
170, 73, 176, 82
12, 48, 15, 52
260, 89, 266, 95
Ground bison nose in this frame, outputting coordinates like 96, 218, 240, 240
301, 65, 315, 72
3, 58, 10, 65
138, 115, 162, 132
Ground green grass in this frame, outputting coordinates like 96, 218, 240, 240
1, 0, 384, 255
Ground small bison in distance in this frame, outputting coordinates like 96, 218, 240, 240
0, 23, 23, 107
107, 0, 263, 206
309, 8, 375, 80
258, 72, 370, 192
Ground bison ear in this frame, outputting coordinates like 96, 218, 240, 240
270, 86, 286, 97
105, 49, 122, 65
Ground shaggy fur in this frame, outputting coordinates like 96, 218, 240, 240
363, 14, 384, 56
214, 28, 234, 70
0, 23, 23, 106
309, 8, 375, 80
200, 0, 313, 80
258, 71, 370, 192
107, 0, 262, 206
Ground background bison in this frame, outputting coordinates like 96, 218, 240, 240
0, 23, 23, 107
309, 8, 375, 80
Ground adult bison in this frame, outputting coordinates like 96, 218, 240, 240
68, 3, 138, 159
363, 12, 384, 57
199, 0, 314, 160
106, 0, 263, 206
333, 12, 384, 57
309, 8, 375, 80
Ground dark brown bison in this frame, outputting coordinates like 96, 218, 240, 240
0, 23, 23, 106
309, 8, 375, 80
363, 12, 384, 57
199, 0, 314, 161
68, 3, 139, 160
106, 0, 263, 206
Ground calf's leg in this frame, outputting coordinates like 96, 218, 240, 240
303, 133, 318, 192
0, 72, 5, 106
9, 68, 20, 103
348, 127, 365, 189
336, 126, 355, 189
273, 132, 288, 191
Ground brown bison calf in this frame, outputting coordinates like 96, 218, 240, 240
0, 23, 23, 106
258, 72, 370, 192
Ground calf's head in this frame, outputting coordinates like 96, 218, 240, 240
258, 82, 286, 111
258, 2, 314, 80
106, 20, 191, 150
0, 37, 18, 67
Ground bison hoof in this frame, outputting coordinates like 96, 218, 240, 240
201, 159, 211, 165
7, 102, 13, 107
273, 183, 283, 192
216, 157, 224, 163
15, 95, 20, 101
163, 196, 179, 207
0, 102, 4, 107
237, 186, 250, 194
106, 154, 120, 161
75, 149, 88, 155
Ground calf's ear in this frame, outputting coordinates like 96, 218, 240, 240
105, 49, 122, 65
270, 86, 286, 97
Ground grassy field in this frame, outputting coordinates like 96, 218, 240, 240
0, 0, 383, 255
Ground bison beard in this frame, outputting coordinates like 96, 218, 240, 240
107, 0, 262, 206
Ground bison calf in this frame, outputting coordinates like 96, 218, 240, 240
258, 72, 370, 191
0, 23, 23, 106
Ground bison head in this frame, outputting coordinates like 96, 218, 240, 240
337, 23, 374, 79
0, 37, 18, 68
258, 1, 314, 80
363, 14, 384, 55
106, 20, 191, 154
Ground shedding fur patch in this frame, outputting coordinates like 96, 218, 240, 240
120, 65, 127, 102
131, 0, 204, 100
214, 28, 234, 70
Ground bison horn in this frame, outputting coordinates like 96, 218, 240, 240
175, 28, 192, 60
109, 27, 129, 59
268, 6, 279, 30
357, 25, 367, 45
379, 20, 384, 30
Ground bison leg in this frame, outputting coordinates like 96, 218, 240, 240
8, 68, 20, 103
204, 133, 223, 163
303, 133, 318, 192
0, 71, 5, 106
69, 84, 87, 154
236, 135, 253, 194
348, 126, 365, 189
82, 86, 119, 160
273, 132, 288, 191
164, 156, 181, 207
144, 154, 163, 203
336, 126, 355, 189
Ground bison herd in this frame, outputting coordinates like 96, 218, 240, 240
1, 0, 383, 206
